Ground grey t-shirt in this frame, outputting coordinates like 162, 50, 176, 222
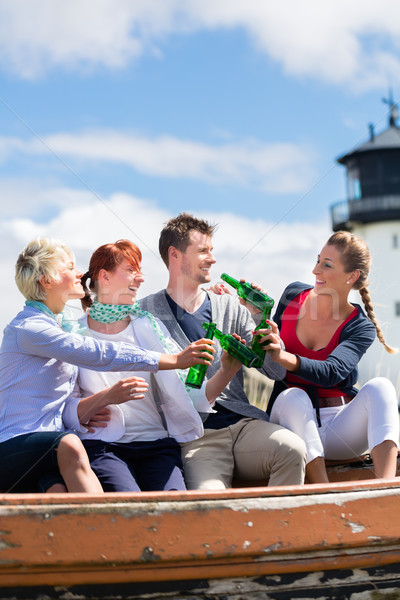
140, 289, 286, 424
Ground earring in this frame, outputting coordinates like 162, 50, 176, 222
346, 281, 351, 284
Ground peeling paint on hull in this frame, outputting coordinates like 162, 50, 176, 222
1, 471, 400, 598
1, 565, 400, 599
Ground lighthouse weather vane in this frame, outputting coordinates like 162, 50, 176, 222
382, 90, 398, 127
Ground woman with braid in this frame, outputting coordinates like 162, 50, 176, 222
78, 240, 242, 492
262, 231, 399, 483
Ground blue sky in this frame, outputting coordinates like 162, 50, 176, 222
0, 0, 400, 329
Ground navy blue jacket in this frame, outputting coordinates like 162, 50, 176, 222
267, 282, 376, 418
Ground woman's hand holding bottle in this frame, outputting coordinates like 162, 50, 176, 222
254, 321, 282, 359
255, 321, 300, 372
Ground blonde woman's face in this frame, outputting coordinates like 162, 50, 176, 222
51, 250, 85, 302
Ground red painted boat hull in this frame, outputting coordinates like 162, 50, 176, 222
1, 472, 400, 598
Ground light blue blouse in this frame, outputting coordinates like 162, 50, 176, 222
0, 305, 161, 443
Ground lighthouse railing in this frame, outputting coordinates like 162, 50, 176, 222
331, 195, 400, 229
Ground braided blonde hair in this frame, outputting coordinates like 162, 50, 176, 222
327, 231, 397, 354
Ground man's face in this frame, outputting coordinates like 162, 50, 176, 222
179, 231, 216, 285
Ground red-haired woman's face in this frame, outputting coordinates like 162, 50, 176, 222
99, 258, 144, 305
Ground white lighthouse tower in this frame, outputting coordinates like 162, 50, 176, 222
331, 96, 400, 394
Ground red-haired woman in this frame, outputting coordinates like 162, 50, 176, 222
76, 240, 241, 492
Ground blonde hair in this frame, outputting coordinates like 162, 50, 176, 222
15, 238, 74, 301
327, 231, 397, 354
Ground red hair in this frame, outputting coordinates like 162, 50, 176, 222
81, 240, 142, 309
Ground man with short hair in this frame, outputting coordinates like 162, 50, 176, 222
140, 213, 306, 489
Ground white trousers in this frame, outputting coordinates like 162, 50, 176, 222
270, 377, 399, 464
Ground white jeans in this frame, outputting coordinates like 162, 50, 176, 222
269, 377, 399, 464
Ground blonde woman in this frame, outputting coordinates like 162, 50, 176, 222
0, 238, 213, 494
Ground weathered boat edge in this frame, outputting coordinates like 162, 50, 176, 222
1, 478, 400, 598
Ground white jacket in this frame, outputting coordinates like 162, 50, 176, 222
66, 314, 213, 443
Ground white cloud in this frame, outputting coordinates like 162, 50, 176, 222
0, 179, 99, 218
0, 185, 330, 335
0, 131, 316, 194
0, 0, 145, 78
1, 1, 400, 90
0, 137, 27, 162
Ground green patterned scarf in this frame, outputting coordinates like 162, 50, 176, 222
89, 300, 188, 384
25, 300, 86, 334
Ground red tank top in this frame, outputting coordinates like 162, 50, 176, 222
281, 289, 357, 397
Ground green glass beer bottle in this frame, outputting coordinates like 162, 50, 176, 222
220, 273, 274, 313
220, 273, 274, 366
185, 322, 217, 389
251, 304, 273, 365
212, 325, 263, 369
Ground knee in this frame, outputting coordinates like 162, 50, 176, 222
275, 388, 311, 412
271, 388, 313, 426
285, 431, 307, 464
271, 427, 307, 463
57, 434, 89, 469
267, 428, 307, 485
360, 377, 398, 407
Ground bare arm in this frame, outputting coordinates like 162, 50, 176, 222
77, 376, 149, 425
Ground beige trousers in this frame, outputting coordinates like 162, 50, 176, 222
180, 418, 306, 490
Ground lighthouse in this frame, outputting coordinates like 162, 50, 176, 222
331, 96, 400, 393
